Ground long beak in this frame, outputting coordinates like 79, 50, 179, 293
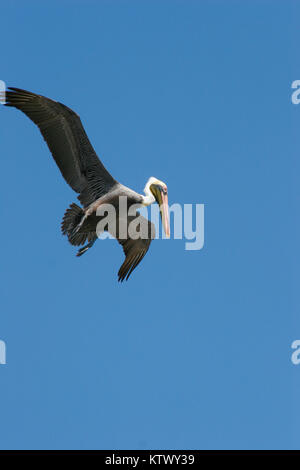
159, 189, 170, 238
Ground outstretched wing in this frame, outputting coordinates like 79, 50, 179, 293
116, 215, 156, 282
3, 87, 118, 207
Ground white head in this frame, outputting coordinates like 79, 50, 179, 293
144, 176, 167, 195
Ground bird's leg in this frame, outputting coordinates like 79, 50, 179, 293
76, 240, 96, 257
72, 206, 93, 235
72, 196, 110, 236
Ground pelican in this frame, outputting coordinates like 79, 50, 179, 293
2, 87, 170, 281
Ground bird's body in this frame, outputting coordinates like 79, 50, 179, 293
2, 87, 169, 281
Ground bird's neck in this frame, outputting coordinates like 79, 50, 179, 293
141, 186, 155, 206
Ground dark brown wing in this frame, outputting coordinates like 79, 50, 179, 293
116, 215, 155, 282
3, 87, 117, 207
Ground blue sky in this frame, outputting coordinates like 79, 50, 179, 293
0, 0, 299, 450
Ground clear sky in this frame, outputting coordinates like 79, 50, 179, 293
0, 0, 299, 450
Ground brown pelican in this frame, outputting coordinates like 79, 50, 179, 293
2, 87, 170, 281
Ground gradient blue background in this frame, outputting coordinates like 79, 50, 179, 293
0, 0, 298, 450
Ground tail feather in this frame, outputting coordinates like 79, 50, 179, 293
61, 202, 98, 248
61, 203, 83, 234
61, 203, 87, 246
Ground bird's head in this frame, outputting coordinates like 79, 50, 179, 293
144, 177, 170, 238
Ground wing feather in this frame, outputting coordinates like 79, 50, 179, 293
4, 87, 117, 206
116, 215, 155, 282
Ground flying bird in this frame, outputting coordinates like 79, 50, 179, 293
2, 87, 170, 281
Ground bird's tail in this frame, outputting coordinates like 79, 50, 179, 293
61, 203, 86, 246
